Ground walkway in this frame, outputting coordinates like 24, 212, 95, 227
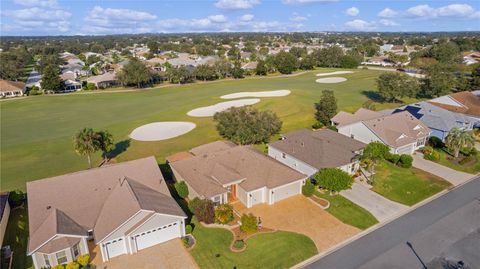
412, 153, 474, 186
340, 183, 408, 222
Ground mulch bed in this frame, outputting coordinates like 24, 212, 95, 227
310, 195, 330, 209
231, 226, 275, 241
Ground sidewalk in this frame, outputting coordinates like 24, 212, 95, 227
412, 153, 474, 186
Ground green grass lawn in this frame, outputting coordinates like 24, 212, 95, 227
433, 149, 480, 174
2, 206, 33, 269
372, 161, 452, 206
190, 219, 317, 269
1, 68, 421, 191
314, 191, 378, 230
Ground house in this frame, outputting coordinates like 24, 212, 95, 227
362, 56, 394, 66
429, 91, 480, 127
0, 192, 10, 246
86, 72, 118, 89
332, 109, 431, 154
385, 102, 473, 141
0, 80, 26, 97
268, 129, 366, 177
60, 73, 82, 92
169, 141, 307, 208
27, 157, 186, 268
241, 61, 258, 71
61, 63, 89, 77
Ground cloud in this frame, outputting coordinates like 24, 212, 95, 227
378, 8, 397, 18
345, 7, 359, 17
290, 12, 307, 21
405, 4, 478, 19
406, 4, 436, 18
283, 0, 337, 4
83, 6, 157, 34
344, 19, 375, 31
379, 19, 399, 26
214, 0, 260, 10
13, 0, 58, 8
239, 14, 254, 21
2, 5, 71, 33
436, 4, 474, 17
208, 14, 228, 23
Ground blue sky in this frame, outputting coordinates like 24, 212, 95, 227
1, 0, 479, 36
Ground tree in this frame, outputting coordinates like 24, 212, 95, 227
214, 58, 232, 78
445, 128, 475, 158
299, 55, 316, 70
116, 58, 152, 88
313, 168, 353, 193
147, 40, 159, 54
214, 204, 234, 224
429, 42, 462, 64
189, 198, 215, 224
96, 130, 114, 163
231, 61, 244, 79
213, 106, 282, 145
174, 181, 189, 199
166, 66, 192, 84
376, 72, 419, 102
193, 64, 217, 81
40, 65, 63, 92
302, 180, 315, 197
255, 60, 268, 76
314, 90, 337, 125
470, 65, 480, 91
339, 55, 360, 68
314, 46, 344, 67
362, 142, 390, 163
74, 128, 99, 168
240, 213, 258, 234
421, 64, 456, 98
273, 51, 298, 74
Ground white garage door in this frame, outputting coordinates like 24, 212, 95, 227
273, 181, 301, 203
250, 189, 263, 206
397, 145, 414, 155
104, 238, 127, 259
134, 222, 181, 251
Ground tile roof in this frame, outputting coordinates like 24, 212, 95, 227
429, 91, 480, 117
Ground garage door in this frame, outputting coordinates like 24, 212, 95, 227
250, 189, 263, 206
273, 181, 301, 203
104, 238, 127, 259
397, 145, 414, 155
134, 222, 181, 251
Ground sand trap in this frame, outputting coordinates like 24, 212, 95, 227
130, 122, 196, 141
315, 77, 347, 83
187, 99, 260, 117
220, 90, 291, 99
316, 71, 354, 77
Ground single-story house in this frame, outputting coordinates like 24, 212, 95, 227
60, 73, 82, 92
241, 61, 258, 71
429, 91, 480, 127
361, 56, 395, 66
0, 192, 10, 246
27, 157, 186, 268
332, 109, 431, 155
169, 141, 307, 208
86, 72, 118, 89
0, 80, 26, 98
384, 102, 473, 141
268, 129, 366, 177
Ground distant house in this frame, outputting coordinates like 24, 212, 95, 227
429, 91, 480, 127
169, 141, 307, 208
241, 61, 258, 71
268, 129, 366, 177
0, 80, 26, 97
86, 72, 118, 89
0, 192, 10, 246
362, 56, 394, 66
27, 157, 186, 268
60, 73, 82, 92
380, 44, 394, 54
332, 108, 431, 154
61, 63, 89, 77
385, 102, 473, 141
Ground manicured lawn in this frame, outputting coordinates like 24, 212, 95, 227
372, 161, 452, 206
314, 191, 378, 230
2, 206, 33, 269
190, 220, 317, 269
1, 68, 421, 191
433, 149, 480, 174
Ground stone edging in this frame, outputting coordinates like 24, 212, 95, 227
307, 196, 330, 210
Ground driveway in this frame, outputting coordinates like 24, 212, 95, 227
233, 195, 360, 251
340, 183, 408, 222
90, 239, 198, 269
412, 153, 474, 186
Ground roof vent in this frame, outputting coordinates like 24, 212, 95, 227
301, 142, 305, 147
46, 206, 51, 210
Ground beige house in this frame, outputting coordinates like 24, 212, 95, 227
0, 80, 26, 97
27, 157, 186, 268
86, 72, 118, 89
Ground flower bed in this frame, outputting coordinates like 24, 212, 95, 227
309, 195, 330, 209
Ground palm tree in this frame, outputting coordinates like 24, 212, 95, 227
73, 128, 99, 168
96, 130, 115, 163
445, 128, 475, 158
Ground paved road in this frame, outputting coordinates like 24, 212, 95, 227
302, 176, 480, 269
340, 183, 408, 222
413, 153, 474, 186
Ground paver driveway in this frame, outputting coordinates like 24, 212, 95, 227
90, 239, 198, 269
413, 153, 474, 186
233, 195, 360, 251
340, 183, 409, 222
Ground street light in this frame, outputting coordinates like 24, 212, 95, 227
406, 241, 427, 269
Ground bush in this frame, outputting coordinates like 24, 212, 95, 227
362, 142, 390, 162
386, 153, 401, 164
174, 181, 189, 199
327, 125, 338, 132
233, 240, 245, 250
302, 180, 315, 197
398, 154, 413, 168
182, 237, 189, 247
8, 189, 24, 207
421, 146, 434, 155
214, 204, 234, 224
460, 147, 477, 157
240, 213, 258, 235
312, 121, 324, 129
185, 224, 193, 234
428, 136, 444, 149
76, 254, 90, 267
313, 168, 353, 192
459, 155, 475, 165
190, 198, 215, 224
51, 265, 65, 269
66, 261, 80, 269
28, 86, 42, 95
424, 151, 440, 161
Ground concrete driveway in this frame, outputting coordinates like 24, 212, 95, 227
233, 195, 360, 251
340, 183, 408, 222
90, 239, 198, 269
412, 153, 474, 186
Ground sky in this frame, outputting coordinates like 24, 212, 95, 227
0, 0, 479, 36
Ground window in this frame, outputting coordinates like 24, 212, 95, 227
56, 250, 67, 264
43, 254, 50, 267
72, 243, 80, 258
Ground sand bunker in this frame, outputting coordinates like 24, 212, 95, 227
316, 71, 354, 77
187, 99, 260, 117
315, 77, 347, 83
220, 90, 291, 99
130, 122, 196, 141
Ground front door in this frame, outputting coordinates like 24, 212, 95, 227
228, 184, 237, 202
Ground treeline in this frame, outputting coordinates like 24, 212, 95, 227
0, 46, 32, 81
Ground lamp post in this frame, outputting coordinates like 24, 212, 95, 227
406, 241, 427, 269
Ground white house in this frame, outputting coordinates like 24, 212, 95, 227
0, 80, 26, 98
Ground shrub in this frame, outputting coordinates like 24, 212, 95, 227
398, 154, 413, 168
28, 86, 42, 95
312, 121, 324, 129
327, 125, 338, 132
460, 147, 477, 157
459, 155, 475, 165
362, 142, 390, 162
428, 136, 444, 149
386, 153, 401, 164
185, 224, 193, 234
174, 181, 189, 199
8, 189, 24, 207
233, 240, 245, 250
424, 151, 440, 161
314, 168, 353, 193
76, 254, 90, 267
182, 237, 189, 247
51, 265, 65, 269
214, 204, 234, 224
190, 198, 215, 224
302, 180, 315, 197
66, 261, 80, 269
240, 213, 258, 235
421, 146, 434, 155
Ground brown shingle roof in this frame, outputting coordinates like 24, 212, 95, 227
269, 129, 366, 169
0, 79, 26, 93
331, 108, 383, 127
166, 151, 194, 163
429, 91, 480, 117
190, 141, 236, 156
36, 237, 81, 254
